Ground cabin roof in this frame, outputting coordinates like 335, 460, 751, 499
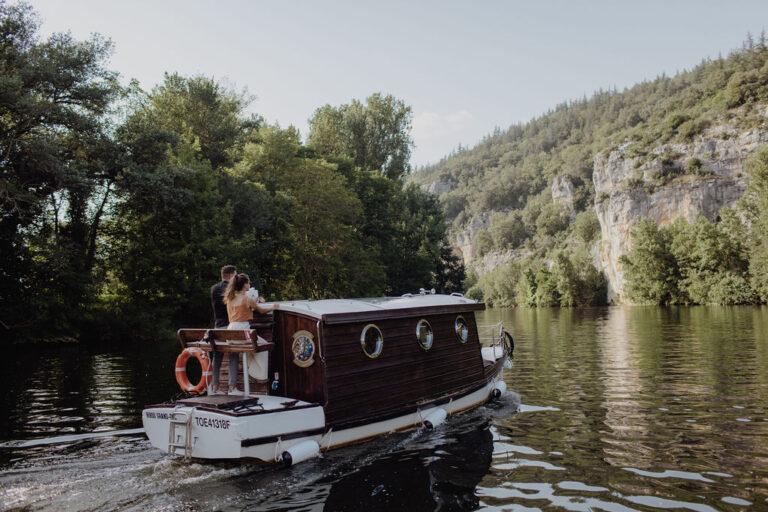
275, 294, 482, 322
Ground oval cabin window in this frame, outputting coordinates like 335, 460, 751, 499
416, 319, 433, 350
455, 316, 469, 343
361, 324, 383, 358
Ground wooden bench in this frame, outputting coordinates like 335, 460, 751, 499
177, 328, 274, 353
177, 327, 275, 396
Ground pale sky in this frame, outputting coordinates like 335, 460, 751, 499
26, 0, 768, 167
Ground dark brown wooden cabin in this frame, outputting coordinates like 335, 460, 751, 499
271, 296, 488, 431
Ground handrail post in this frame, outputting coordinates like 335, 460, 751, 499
243, 351, 250, 397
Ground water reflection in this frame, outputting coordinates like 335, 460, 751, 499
0, 342, 179, 466
1, 306, 767, 510
320, 420, 493, 511
484, 306, 768, 510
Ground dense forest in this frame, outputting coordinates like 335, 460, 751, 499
413, 33, 768, 307
0, 2, 462, 341
4, 3, 768, 344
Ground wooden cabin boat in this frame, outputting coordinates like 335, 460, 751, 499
142, 293, 513, 465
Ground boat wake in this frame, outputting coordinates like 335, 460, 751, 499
0, 428, 145, 450
0, 391, 522, 511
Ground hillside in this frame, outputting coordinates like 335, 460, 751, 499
413, 36, 768, 306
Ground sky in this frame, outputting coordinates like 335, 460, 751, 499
25, 0, 768, 168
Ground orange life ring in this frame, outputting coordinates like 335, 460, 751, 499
175, 347, 213, 394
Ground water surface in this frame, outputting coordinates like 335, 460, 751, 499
1, 306, 766, 510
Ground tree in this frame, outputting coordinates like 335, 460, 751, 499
308, 93, 413, 180
231, 125, 385, 299
740, 146, 768, 301
0, 1, 121, 336
620, 219, 680, 305
489, 211, 527, 249
108, 75, 274, 330
552, 252, 578, 307
573, 210, 601, 244
667, 217, 752, 304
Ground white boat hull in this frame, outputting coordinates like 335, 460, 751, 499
143, 375, 504, 463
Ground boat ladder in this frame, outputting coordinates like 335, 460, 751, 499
168, 409, 193, 458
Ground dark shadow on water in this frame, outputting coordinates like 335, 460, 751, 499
319, 422, 494, 512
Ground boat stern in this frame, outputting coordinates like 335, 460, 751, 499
142, 395, 325, 462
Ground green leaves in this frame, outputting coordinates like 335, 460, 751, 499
308, 93, 413, 181
0, 4, 463, 339
621, 215, 757, 306
0, 2, 123, 338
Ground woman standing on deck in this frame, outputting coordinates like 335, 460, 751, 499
220, 273, 279, 394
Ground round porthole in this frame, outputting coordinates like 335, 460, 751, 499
361, 324, 383, 358
416, 319, 433, 351
455, 316, 469, 343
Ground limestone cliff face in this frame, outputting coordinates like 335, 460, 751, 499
454, 212, 491, 262
452, 213, 531, 275
551, 174, 577, 221
594, 126, 768, 303
424, 179, 456, 196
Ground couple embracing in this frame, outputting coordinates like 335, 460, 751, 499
210, 265, 279, 394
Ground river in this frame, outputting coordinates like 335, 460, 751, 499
1, 306, 766, 511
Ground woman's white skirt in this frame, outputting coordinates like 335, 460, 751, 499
227, 321, 269, 383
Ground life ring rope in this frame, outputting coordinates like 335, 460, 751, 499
175, 347, 213, 394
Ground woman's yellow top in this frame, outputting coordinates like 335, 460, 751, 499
226, 294, 257, 323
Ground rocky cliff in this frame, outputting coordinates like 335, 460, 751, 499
421, 122, 767, 304
454, 212, 491, 262
594, 124, 768, 303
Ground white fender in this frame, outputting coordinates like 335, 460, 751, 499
281, 440, 320, 467
423, 408, 447, 429
491, 379, 507, 399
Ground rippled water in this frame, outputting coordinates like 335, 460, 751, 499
1, 306, 767, 511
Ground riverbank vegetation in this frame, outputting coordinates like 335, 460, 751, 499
414, 33, 768, 307
621, 148, 768, 305
0, 2, 462, 341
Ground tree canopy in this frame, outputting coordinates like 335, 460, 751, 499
308, 93, 413, 181
0, 3, 461, 341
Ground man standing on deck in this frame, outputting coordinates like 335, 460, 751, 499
210, 265, 236, 393
211, 265, 236, 329
210, 265, 266, 393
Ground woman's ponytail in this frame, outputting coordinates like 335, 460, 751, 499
223, 273, 250, 304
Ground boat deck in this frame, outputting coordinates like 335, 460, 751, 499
177, 319, 275, 395
169, 394, 318, 416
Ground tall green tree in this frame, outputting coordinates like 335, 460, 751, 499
0, 1, 121, 336
231, 125, 385, 299
108, 75, 274, 330
740, 146, 768, 301
620, 218, 681, 305
308, 93, 413, 181
667, 217, 752, 304
308, 93, 463, 295
385, 185, 464, 294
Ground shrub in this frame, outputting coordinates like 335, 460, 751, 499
663, 112, 690, 139
465, 285, 483, 301
474, 230, 493, 257
535, 202, 569, 237
573, 210, 601, 243
677, 119, 703, 141
685, 157, 703, 174
707, 273, 757, 305
650, 157, 683, 184
489, 211, 527, 250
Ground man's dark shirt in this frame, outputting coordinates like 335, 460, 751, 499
211, 280, 229, 328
